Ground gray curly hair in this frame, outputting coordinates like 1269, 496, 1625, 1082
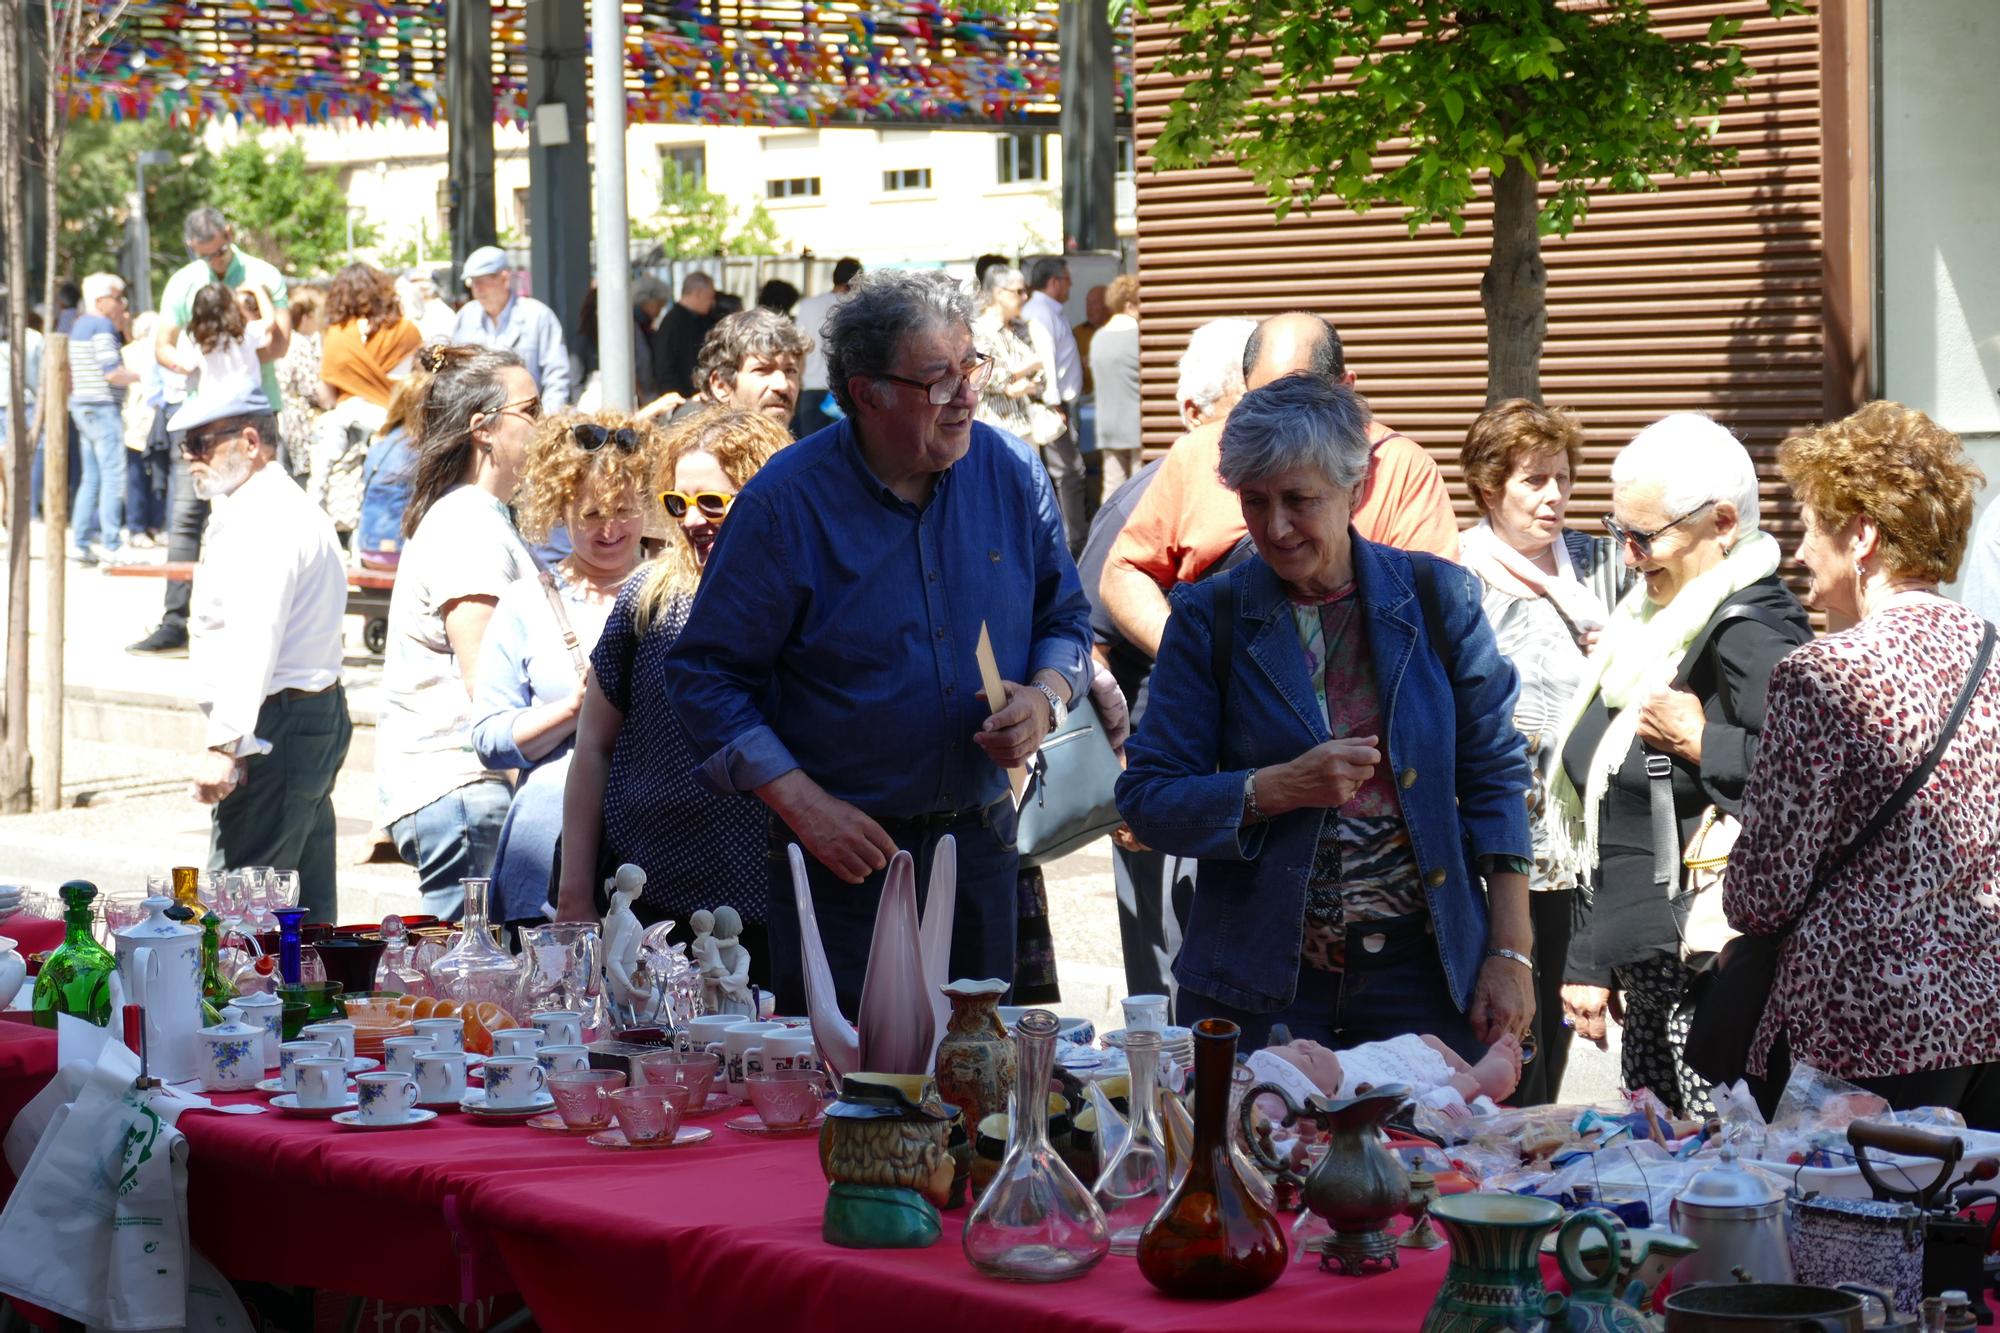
820, 269, 976, 418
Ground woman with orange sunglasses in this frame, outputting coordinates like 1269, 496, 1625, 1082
556, 409, 790, 980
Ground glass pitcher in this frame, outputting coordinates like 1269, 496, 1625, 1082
514, 921, 607, 1038
426, 879, 520, 1010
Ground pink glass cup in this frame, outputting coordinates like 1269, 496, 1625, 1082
745, 1068, 827, 1128
548, 1068, 625, 1130
637, 1050, 720, 1106
610, 1085, 689, 1145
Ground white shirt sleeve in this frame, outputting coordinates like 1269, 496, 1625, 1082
192, 506, 300, 755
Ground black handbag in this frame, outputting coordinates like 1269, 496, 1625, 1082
1684, 620, 1995, 1087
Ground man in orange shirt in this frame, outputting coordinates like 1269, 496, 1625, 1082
1100, 311, 1458, 657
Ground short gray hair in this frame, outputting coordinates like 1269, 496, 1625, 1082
1217, 373, 1372, 492
697, 307, 811, 394
1612, 413, 1761, 534
979, 265, 1024, 305
822, 269, 976, 417
1175, 317, 1256, 420
81, 272, 125, 307
183, 207, 229, 247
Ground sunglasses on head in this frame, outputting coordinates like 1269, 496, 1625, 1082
571, 422, 640, 453
661, 490, 733, 520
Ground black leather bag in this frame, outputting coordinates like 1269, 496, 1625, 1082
1684, 620, 1995, 1087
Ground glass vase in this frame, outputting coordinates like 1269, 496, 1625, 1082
1136, 1018, 1288, 1298
963, 1009, 1110, 1282
373, 915, 433, 996
1092, 1029, 1172, 1255
426, 879, 520, 1010
273, 906, 309, 985
31, 881, 118, 1026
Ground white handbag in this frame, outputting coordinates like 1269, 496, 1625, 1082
1676, 804, 1740, 963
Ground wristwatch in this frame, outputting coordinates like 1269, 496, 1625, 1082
1031, 681, 1068, 734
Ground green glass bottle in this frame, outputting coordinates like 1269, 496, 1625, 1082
198, 910, 233, 1026
31, 880, 118, 1027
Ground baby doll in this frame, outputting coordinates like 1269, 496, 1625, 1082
1245, 1032, 1523, 1124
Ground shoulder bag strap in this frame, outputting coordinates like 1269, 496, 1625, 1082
1778, 619, 1996, 938
539, 570, 590, 678
1672, 600, 1812, 691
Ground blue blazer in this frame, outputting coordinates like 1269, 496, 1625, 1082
1115, 535, 1532, 1014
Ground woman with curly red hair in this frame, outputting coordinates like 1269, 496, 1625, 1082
310, 263, 422, 533
1726, 402, 2000, 1126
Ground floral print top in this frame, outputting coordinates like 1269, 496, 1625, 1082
1726, 600, 2000, 1080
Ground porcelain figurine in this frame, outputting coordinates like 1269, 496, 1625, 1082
818, 1072, 955, 1248
708, 906, 755, 1017
791, 841, 957, 1080
601, 865, 651, 1017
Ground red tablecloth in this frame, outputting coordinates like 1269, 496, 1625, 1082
0, 1026, 1530, 1328
3, 914, 64, 961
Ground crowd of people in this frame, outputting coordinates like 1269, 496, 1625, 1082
12, 201, 2000, 1129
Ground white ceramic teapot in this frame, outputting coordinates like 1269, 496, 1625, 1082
0, 935, 24, 1009
197, 1006, 265, 1092
112, 896, 204, 1083
229, 989, 283, 1070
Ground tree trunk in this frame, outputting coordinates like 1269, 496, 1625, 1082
0, 0, 32, 811
37, 2, 64, 812
1480, 155, 1547, 406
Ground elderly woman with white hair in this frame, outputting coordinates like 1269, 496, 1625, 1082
1174, 317, 1257, 430
1551, 414, 1811, 1115
1118, 373, 1534, 1057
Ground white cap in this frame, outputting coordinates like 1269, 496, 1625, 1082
167, 380, 271, 434
461, 246, 510, 283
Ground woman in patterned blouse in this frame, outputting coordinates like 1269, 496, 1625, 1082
1728, 402, 2000, 1127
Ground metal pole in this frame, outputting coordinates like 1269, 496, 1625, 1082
133, 157, 151, 312
590, 0, 633, 410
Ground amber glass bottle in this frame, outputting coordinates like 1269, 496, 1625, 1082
1136, 1018, 1287, 1297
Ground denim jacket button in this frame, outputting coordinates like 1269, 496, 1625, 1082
1399, 768, 1417, 790
1424, 867, 1447, 888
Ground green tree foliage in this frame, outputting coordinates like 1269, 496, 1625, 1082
54, 118, 209, 301
207, 135, 375, 275
1143, 0, 1807, 401
635, 165, 783, 259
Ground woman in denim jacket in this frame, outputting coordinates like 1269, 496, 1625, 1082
1116, 375, 1534, 1057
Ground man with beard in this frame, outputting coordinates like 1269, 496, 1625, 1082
175, 383, 352, 922
672, 308, 809, 430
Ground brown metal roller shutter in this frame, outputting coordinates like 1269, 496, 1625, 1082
1131, 0, 1835, 549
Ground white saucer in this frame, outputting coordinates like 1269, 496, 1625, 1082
269, 1093, 358, 1117
461, 1089, 556, 1120
257, 1076, 357, 1096
417, 1096, 466, 1112
344, 1057, 380, 1074
331, 1108, 438, 1131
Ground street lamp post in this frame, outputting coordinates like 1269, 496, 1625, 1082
132, 148, 173, 313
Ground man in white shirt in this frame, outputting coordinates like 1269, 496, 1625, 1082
180, 383, 352, 924
791, 257, 860, 438
1022, 256, 1085, 552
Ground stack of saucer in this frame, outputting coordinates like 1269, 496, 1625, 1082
1101, 1025, 1195, 1068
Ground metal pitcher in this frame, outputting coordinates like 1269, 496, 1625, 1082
1669, 1146, 1795, 1288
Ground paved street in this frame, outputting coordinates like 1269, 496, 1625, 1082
0, 528, 1620, 1100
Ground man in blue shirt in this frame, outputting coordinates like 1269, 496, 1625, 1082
67, 273, 138, 564
666, 269, 1093, 1016
450, 247, 571, 410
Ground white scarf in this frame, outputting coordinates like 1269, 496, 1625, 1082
1458, 521, 1609, 633
1547, 529, 1782, 872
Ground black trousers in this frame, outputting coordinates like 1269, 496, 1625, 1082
161, 448, 211, 633
208, 686, 352, 924
1113, 843, 1192, 1012
1514, 888, 1578, 1106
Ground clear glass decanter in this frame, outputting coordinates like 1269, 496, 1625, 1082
963, 1009, 1110, 1282
1092, 1029, 1172, 1254
425, 879, 520, 1009
373, 915, 434, 996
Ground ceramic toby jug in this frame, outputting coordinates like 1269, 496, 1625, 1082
1422, 1192, 1568, 1332
1242, 1080, 1412, 1274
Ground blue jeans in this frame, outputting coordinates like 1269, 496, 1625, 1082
69, 401, 125, 550
388, 779, 515, 921
1177, 912, 1484, 1062
764, 799, 1020, 1018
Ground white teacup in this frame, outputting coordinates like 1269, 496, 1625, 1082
413, 1050, 468, 1105
294, 1057, 350, 1108
744, 1028, 819, 1076
301, 1021, 356, 1061
537, 1043, 590, 1076
355, 1072, 420, 1125
490, 1027, 545, 1058
482, 1056, 549, 1109
412, 1017, 464, 1053
382, 1036, 434, 1074
676, 1015, 741, 1058
714, 1022, 783, 1100
279, 1039, 333, 1092
530, 1011, 584, 1047
1121, 994, 1170, 1035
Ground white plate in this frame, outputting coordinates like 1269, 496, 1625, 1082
461, 1089, 556, 1119
344, 1057, 380, 1075
269, 1093, 358, 1118
256, 1076, 357, 1096
331, 1108, 439, 1131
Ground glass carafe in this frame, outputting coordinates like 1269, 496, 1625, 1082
513, 921, 606, 1037
1136, 1018, 1287, 1298
1092, 1029, 1172, 1254
963, 1009, 1110, 1282
1228, 1063, 1277, 1210
426, 879, 520, 1009
31, 881, 118, 1026
373, 915, 433, 996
